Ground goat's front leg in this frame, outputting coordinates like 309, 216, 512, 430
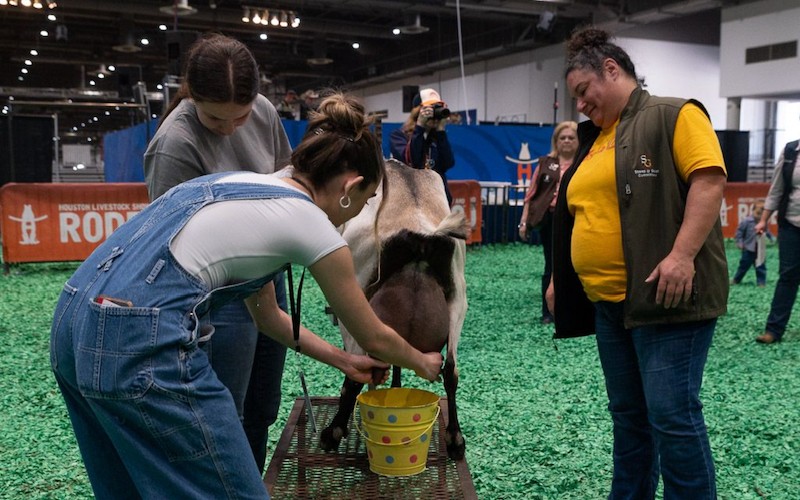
320, 377, 364, 452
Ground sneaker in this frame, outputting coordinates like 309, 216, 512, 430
541, 315, 554, 325
730, 279, 740, 285
755, 331, 780, 344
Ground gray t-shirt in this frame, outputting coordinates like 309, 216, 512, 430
144, 94, 293, 200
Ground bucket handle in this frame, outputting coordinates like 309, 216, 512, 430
353, 401, 440, 447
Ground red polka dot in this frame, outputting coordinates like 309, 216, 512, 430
382, 436, 391, 444
368, 450, 373, 458
409, 455, 418, 463
412, 413, 421, 422
401, 437, 411, 443
367, 411, 375, 420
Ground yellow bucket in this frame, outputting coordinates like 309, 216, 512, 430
356, 387, 440, 477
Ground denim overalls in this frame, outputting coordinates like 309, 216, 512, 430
50, 173, 310, 499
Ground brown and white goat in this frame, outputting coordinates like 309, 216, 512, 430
319, 158, 468, 461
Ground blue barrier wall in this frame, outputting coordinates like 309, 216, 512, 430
379, 123, 552, 185
103, 120, 157, 183
102, 118, 553, 185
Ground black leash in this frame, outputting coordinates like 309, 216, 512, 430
286, 264, 317, 433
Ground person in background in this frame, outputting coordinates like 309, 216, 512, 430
754, 138, 800, 344
732, 201, 770, 287
390, 88, 455, 205
276, 88, 301, 120
518, 120, 578, 324
548, 27, 728, 499
300, 89, 320, 120
51, 91, 444, 499
143, 33, 292, 474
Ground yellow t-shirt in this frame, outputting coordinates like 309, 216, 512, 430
567, 103, 726, 302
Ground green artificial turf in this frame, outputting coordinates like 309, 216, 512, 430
1, 241, 798, 499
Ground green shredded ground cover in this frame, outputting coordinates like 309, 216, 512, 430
1, 241, 798, 499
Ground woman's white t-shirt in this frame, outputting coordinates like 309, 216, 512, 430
170, 171, 346, 289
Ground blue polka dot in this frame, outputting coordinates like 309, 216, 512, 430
386, 455, 395, 464
387, 414, 398, 423
420, 434, 428, 442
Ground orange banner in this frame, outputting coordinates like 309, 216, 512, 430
721, 182, 777, 239
448, 180, 482, 245
0, 181, 780, 264
1, 183, 149, 264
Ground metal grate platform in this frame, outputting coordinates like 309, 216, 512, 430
264, 397, 478, 499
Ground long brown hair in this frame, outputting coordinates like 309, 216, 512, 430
158, 33, 259, 130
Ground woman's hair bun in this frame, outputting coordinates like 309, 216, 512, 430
566, 27, 611, 59
312, 92, 371, 140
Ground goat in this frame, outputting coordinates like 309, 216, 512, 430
319, 158, 468, 461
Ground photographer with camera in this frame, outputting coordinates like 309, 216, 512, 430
390, 88, 455, 205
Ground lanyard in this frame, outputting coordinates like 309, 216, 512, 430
286, 264, 317, 433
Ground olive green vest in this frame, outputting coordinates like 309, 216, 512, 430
552, 88, 728, 338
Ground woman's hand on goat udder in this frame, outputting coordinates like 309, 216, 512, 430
346, 355, 389, 384
371, 367, 390, 386
416, 352, 444, 382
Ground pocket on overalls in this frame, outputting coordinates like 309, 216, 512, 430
50, 282, 78, 372
75, 299, 159, 399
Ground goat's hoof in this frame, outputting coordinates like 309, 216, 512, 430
319, 425, 346, 452
445, 431, 466, 461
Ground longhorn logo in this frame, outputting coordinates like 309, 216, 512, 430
8, 204, 48, 245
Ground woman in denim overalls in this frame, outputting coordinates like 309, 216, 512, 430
50, 93, 444, 499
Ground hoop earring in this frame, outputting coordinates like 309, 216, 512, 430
339, 195, 352, 209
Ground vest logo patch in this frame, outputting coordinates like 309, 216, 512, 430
634, 154, 660, 178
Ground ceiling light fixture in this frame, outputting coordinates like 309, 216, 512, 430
395, 13, 429, 35
241, 6, 298, 29
159, 0, 197, 16
307, 37, 333, 65
0, 0, 58, 10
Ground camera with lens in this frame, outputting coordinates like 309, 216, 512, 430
432, 102, 451, 120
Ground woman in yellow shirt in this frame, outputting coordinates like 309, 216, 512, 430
548, 27, 728, 500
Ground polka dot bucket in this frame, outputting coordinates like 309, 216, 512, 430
355, 387, 440, 477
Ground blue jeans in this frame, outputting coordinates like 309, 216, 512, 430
765, 221, 800, 339
732, 249, 766, 285
594, 301, 717, 500
244, 273, 288, 472
205, 273, 287, 473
